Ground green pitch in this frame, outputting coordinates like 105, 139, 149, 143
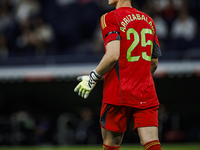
0, 143, 199, 150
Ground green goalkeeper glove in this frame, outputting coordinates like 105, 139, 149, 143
74, 70, 101, 99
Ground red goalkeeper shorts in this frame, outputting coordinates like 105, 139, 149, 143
100, 103, 159, 133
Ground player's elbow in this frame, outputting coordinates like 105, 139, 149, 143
111, 53, 119, 62
152, 65, 157, 72
107, 51, 119, 63
151, 58, 158, 67
151, 58, 158, 74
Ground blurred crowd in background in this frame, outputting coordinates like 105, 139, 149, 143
0, 0, 200, 65
0, 0, 200, 144
1, 105, 199, 146
0, 0, 200, 146
1, 104, 199, 146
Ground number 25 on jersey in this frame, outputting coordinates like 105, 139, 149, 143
127, 28, 153, 62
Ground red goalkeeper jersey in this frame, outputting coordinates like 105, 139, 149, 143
100, 7, 162, 109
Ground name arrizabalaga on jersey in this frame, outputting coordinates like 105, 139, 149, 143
101, 13, 156, 35
120, 13, 155, 35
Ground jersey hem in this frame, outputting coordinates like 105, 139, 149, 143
100, 124, 126, 133
102, 100, 159, 109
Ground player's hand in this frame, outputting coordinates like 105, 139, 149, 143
74, 70, 101, 99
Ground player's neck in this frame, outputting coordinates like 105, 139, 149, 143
115, 1, 132, 9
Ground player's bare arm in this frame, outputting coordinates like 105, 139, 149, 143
74, 40, 120, 99
150, 58, 158, 75
95, 40, 120, 76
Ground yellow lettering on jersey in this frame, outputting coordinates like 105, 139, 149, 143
148, 21, 155, 35
145, 16, 148, 23
120, 14, 155, 34
101, 13, 107, 29
149, 21, 152, 26
126, 16, 131, 22
141, 15, 146, 21
123, 18, 129, 25
120, 27, 126, 32
128, 15, 134, 21
136, 14, 141, 20
121, 22, 127, 28
132, 14, 137, 20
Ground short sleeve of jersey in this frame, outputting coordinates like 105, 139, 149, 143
152, 21, 162, 58
100, 12, 121, 47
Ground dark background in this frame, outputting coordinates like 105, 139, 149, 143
0, 0, 200, 146
0, 76, 199, 145
0, 77, 199, 115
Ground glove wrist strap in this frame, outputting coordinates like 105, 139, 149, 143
90, 70, 101, 82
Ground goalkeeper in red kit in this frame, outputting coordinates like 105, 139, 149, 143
74, 0, 162, 149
